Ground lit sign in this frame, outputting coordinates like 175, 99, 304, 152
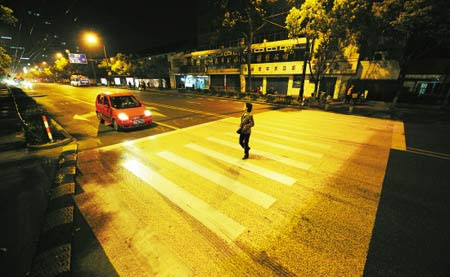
69, 53, 88, 64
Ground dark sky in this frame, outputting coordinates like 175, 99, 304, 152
3, 0, 202, 59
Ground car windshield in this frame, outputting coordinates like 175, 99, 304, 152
110, 95, 141, 109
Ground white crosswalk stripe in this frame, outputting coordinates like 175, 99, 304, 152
252, 130, 331, 149
224, 132, 324, 158
122, 159, 246, 243
206, 137, 312, 170
185, 143, 297, 186
157, 151, 276, 209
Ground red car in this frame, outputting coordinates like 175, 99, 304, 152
95, 92, 152, 131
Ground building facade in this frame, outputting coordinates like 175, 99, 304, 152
169, 38, 450, 104
169, 38, 360, 99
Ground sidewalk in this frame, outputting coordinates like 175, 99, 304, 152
0, 86, 78, 276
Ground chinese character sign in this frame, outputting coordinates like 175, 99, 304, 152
69, 53, 88, 64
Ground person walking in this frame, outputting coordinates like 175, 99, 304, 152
238, 102, 255, 159
346, 84, 354, 104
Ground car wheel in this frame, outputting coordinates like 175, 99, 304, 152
96, 112, 104, 124
113, 119, 120, 131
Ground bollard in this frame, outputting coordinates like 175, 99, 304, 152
42, 114, 54, 142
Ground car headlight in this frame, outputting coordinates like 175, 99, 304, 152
144, 110, 152, 117
117, 113, 129, 121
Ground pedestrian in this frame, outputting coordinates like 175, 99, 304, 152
346, 85, 354, 104
237, 102, 255, 160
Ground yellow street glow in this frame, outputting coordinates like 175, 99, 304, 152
84, 32, 99, 46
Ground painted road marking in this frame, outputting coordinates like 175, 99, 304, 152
98, 119, 231, 152
207, 137, 311, 170
253, 130, 331, 149
143, 101, 229, 119
224, 133, 323, 158
63, 95, 95, 106
391, 121, 406, 150
255, 123, 326, 139
122, 159, 246, 243
257, 119, 323, 134
186, 101, 202, 104
157, 151, 276, 209
155, 121, 179, 130
73, 111, 97, 121
185, 143, 296, 186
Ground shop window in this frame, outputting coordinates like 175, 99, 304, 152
274, 53, 280, 61
293, 75, 303, 88
283, 53, 289, 61
265, 53, 271, 62
257, 54, 262, 63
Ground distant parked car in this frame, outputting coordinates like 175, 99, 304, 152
70, 74, 90, 86
95, 92, 152, 131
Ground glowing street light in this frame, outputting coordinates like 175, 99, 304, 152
82, 30, 111, 81
42, 61, 47, 66
84, 32, 99, 46
56, 52, 63, 59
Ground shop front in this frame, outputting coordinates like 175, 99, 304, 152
266, 77, 289, 94
175, 74, 209, 89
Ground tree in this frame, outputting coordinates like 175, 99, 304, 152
220, 0, 289, 92
372, 0, 450, 108
0, 5, 17, 26
0, 5, 17, 76
99, 53, 131, 76
286, 0, 362, 98
0, 47, 12, 76
131, 55, 170, 86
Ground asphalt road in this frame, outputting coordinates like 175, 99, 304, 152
29, 83, 273, 151
24, 83, 450, 276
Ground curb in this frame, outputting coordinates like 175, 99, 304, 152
27, 118, 74, 150
30, 143, 78, 277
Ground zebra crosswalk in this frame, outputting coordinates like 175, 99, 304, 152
75, 109, 395, 276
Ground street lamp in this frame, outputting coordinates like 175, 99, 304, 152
83, 31, 111, 84
55, 52, 63, 59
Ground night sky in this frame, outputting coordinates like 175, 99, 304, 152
2, 0, 202, 59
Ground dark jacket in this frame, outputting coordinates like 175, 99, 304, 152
240, 112, 254, 134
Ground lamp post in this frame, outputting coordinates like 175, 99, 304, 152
84, 32, 110, 85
